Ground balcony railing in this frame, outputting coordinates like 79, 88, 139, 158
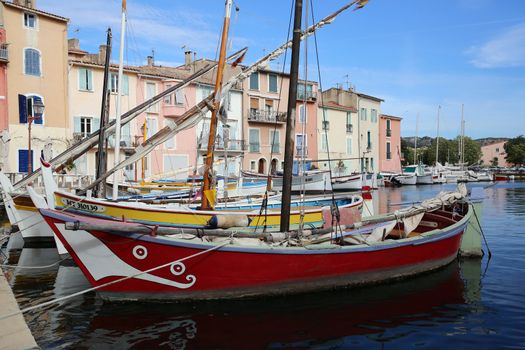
346, 124, 353, 133
0, 44, 8, 62
248, 109, 286, 123
386, 129, 392, 137
200, 138, 246, 152
296, 146, 308, 157
297, 90, 317, 101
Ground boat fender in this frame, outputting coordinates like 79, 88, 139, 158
208, 214, 251, 229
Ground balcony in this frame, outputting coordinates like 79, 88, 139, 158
200, 138, 246, 153
248, 109, 286, 124
295, 146, 308, 157
346, 124, 353, 133
297, 90, 317, 101
0, 44, 8, 62
386, 129, 392, 137
322, 120, 330, 131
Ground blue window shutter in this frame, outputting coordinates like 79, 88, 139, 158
18, 94, 27, 123
87, 69, 93, 91
18, 149, 33, 173
122, 75, 129, 95
92, 118, 100, 132
73, 117, 81, 133
79, 68, 86, 90
33, 96, 43, 124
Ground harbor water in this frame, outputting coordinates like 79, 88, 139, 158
2, 182, 525, 349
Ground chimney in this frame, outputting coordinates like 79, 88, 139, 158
14, 0, 35, 8
147, 55, 154, 67
68, 38, 80, 51
184, 51, 192, 66
98, 45, 107, 64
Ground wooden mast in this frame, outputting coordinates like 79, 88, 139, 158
280, 0, 303, 232
200, 0, 234, 210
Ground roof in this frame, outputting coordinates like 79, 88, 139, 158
1, 1, 69, 22
380, 114, 402, 121
356, 92, 384, 102
320, 101, 357, 113
69, 59, 139, 73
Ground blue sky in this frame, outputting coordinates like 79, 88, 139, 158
39, 0, 525, 139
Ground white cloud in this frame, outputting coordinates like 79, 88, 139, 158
467, 23, 525, 68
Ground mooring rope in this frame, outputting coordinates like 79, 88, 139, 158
0, 237, 232, 321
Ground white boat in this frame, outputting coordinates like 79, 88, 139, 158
394, 173, 417, 185
403, 164, 433, 185
331, 173, 362, 191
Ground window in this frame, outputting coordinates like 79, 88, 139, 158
79, 68, 93, 91
18, 149, 34, 173
18, 94, 44, 124
321, 136, 328, 152
250, 160, 256, 171
146, 117, 158, 138
386, 119, 392, 136
346, 137, 352, 155
74, 116, 100, 138
165, 120, 176, 149
360, 108, 367, 121
296, 134, 307, 156
175, 89, 184, 105
250, 98, 259, 117
371, 109, 378, 122
265, 99, 273, 114
346, 112, 353, 133
249, 129, 260, 152
110, 73, 129, 95
146, 82, 157, 112
24, 13, 36, 28
367, 131, 372, 150
268, 73, 278, 93
270, 130, 280, 154
24, 48, 40, 76
164, 84, 173, 105
386, 141, 391, 159
297, 84, 313, 100
249, 72, 259, 90
298, 104, 306, 123
370, 158, 374, 170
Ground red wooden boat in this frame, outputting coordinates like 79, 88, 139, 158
40, 194, 472, 301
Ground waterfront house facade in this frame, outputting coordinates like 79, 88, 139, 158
317, 101, 358, 174
480, 140, 509, 167
379, 114, 402, 173
0, 0, 69, 173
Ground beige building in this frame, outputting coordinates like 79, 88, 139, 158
321, 88, 382, 173
68, 39, 139, 180
0, 0, 69, 172
317, 101, 358, 173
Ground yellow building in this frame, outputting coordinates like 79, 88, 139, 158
0, 0, 69, 172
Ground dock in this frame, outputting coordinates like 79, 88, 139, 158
0, 269, 38, 350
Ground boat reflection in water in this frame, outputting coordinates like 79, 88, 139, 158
72, 259, 482, 349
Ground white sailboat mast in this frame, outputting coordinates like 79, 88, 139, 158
112, 0, 127, 200
436, 105, 440, 166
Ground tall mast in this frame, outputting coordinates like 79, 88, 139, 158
435, 105, 440, 166
280, 0, 303, 232
459, 104, 465, 170
200, 0, 233, 210
112, 0, 126, 200
414, 113, 419, 164
95, 28, 112, 198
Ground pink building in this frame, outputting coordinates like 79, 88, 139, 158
379, 114, 402, 173
480, 141, 509, 167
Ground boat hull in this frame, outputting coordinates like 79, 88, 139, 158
41, 207, 470, 301
395, 174, 417, 185
331, 174, 362, 191
416, 174, 433, 184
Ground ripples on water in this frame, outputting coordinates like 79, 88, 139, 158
2, 182, 525, 349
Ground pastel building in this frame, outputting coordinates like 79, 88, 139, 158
480, 141, 509, 167
379, 114, 402, 173
321, 88, 382, 173
0, 0, 69, 173
317, 101, 358, 173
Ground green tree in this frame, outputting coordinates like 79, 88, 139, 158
490, 157, 498, 167
400, 138, 412, 166
504, 136, 525, 166
449, 136, 481, 166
